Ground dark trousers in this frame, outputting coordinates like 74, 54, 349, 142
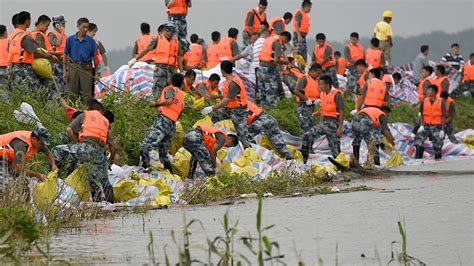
67, 63, 94, 102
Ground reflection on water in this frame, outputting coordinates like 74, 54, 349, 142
49, 175, 473, 265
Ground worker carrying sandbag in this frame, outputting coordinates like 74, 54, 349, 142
0, 127, 57, 187
183, 125, 239, 179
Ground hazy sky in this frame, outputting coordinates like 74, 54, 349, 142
1, 0, 473, 51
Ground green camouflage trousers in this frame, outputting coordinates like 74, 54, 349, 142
141, 114, 176, 165
292, 35, 307, 64
414, 124, 444, 154
183, 128, 215, 177
168, 15, 188, 41
257, 66, 280, 109
352, 113, 383, 159
296, 103, 315, 135
153, 64, 176, 98
249, 113, 293, 160
0, 67, 8, 89
302, 117, 341, 158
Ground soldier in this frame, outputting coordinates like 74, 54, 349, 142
182, 70, 197, 95
201, 60, 253, 148
166, 0, 192, 41
440, 91, 458, 144
312, 33, 339, 88
414, 85, 445, 159
48, 15, 68, 93
352, 106, 395, 166
301, 75, 344, 162
0, 25, 8, 88
195, 73, 223, 101
129, 23, 181, 97
52, 100, 114, 202
292, 63, 321, 135
344, 32, 365, 92
292, 0, 312, 64
0, 127, 57, 186
281, 56, 305, 93
183, 125, 238, 178
257, 31, 291, 108
140, 73, 185, 171
247, 101, 293, 160
356, 68, 390, 110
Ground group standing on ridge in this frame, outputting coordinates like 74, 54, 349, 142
0, 0, 473, 204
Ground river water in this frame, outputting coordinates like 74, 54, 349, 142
49, 174, 473, 265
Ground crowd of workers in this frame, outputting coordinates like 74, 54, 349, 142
0, 0, 473, 203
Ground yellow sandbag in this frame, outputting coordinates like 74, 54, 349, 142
217, 162, 231, 175
462, 134, 474, 148
160, 169, 182, 182
385, 151, 404, 167
138, 177, 159, 187
310, 164, 328, 177
292, 52, 307, 67
382, 137, 393, 153
217, 149, 227, 161
171, 147, 191, 178
335, 152, 350, 168
32, 58, 53, 79
33, 171, 57, 209
192, 97, 205, 110
193, 115, 214, 128
113, 179, 139, 202
233, 156, 252, 168
170, 121, 184, 155
216, 119, 236, 132
234, 166, 258, 176
260, 136, 303, 162
206, 176, 224, 192
243, 147, 263, 162
152, 195, 171, 207
152, 179, 172, 206
64, 165, 90, 201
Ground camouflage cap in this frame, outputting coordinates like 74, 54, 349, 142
33, 127, 51, 146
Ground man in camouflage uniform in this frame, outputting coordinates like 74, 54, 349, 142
247, 102, 293, 160
183, 126, 238, 178
52, 101, 114, 202
414, 85, 446, 159
301, 75, 345, 162
312, 33, 339, 88
292, 63, 321, 135
281, 57, 304, 92
352, 106, 394, 166
140, 73, 185, 172
48, 16, 68, 93
166, 0, 191, 41
344, 32, 365, 92
257, 32, 291, 109
129, 23, 180, 97
0, 25, 8, 89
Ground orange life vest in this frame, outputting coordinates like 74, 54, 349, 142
183, 79, 193, 93
244, 8, 267, 33
158, 85, 185, 122
198, 125, 227, 152
357, 107, 385, 127
357, 69, 368, 90
0, 131, 36, 162
8, 29, 34, 64
47, 29, 67, 54
463, 62, 474, 81
30, 30, 53, 52
166, 0, 188, 16
0, 39, 8, 67
365, 48, 383, 69
154, 35, 178, 67
218, 37, 236, 60
313, 43, 335, 69
296, 75, 320, 102
196, 80, 219, 95
364, 78, 386, 107
185, 43, 203, 66
269, 16, 285, 34
79, 110, 110, 145
345, 43, 365, 64
320, 89, 341, 118
259, 36, 280, 63
247, 101, 263, 125
206, 43, 220, 68
382, 74, 394, 89
292, 9, 310, 34
445, 97, 454, 118
283, 66, 305, 79
137, 34, 155, 62
431, 76, 449, 97
418, 77, 433, 102
422, 97, 443, 125
336, 57, 347, 76
222, 76, 248, 109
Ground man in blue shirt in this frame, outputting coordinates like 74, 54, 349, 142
63, 17, 96, 102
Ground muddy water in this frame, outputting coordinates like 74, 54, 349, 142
50, 175, 473, 265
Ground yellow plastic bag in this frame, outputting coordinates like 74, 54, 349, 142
183, 91, 195, 104
381, 137, 393, 153
170, 121, 184, 155
292, 52, 307, 67
216, 119, 236, 132
385, 151, 404, 167
234, 166, 258, 176
152, 180, 172, 207
160, 169, 183, 182
233, 156, 252, 168
335, 152, 350, 168
64, 165, 90, 201
310, 164, 329, 177
462, 134, 474, 148
192, 97, 205, 110
33, 171, 57, 209
217, 149, 227, 161
243, 147, 262, 162
171, 147, 191, 178
217, 162, 232, 176
205, 176, 224, 192
260, 136, 303, 162
113, 179, 139, 202
193, 115, 214, 128
32, 50, 53, 79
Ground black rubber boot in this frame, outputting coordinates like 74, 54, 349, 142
434, 151, 442, 160
301, 147, 309, 164
353, 145, 360, 162
163, 162, 174, 174
374, 155, 380, 166
140, 148, 150, 169
187, 157, 198, 180
415, 145, 424, 159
